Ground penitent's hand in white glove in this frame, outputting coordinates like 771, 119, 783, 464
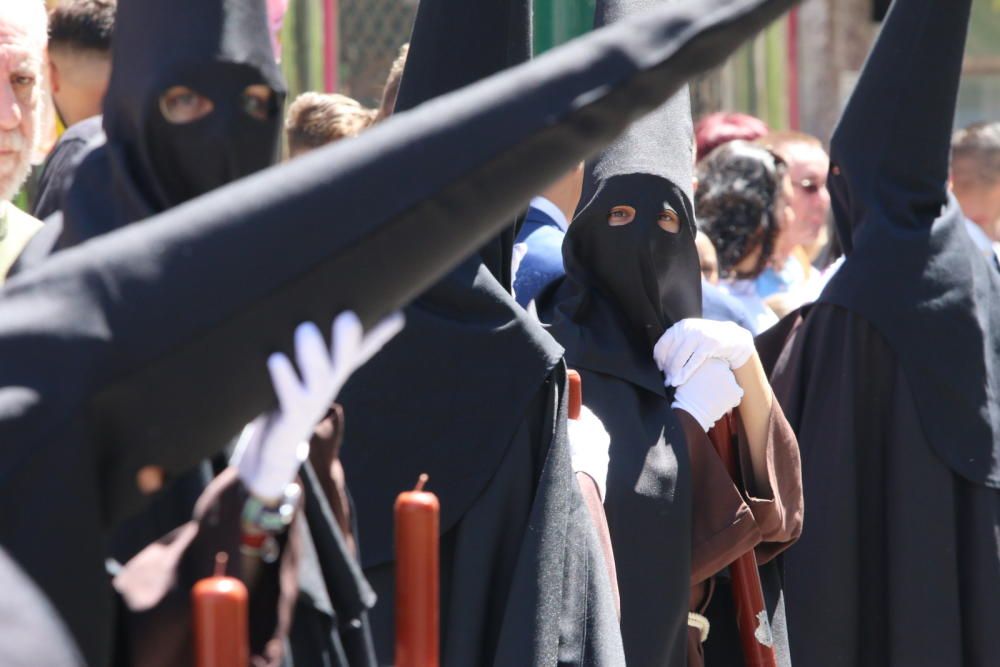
653, 318, 755, 387
567, 406, 611, 501
670, 358, 744, 432
232, 311, 405, 503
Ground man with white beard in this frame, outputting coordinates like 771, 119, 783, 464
0, 0, 46, 283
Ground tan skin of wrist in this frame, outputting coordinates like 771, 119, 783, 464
732, 352, 774, 495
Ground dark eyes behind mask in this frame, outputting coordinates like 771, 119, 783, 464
145, 62, 284, 209
565, 173, 702, 347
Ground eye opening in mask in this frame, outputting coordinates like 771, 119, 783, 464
657, 207, 681, 234
159, 86, 215, 125
608, 205, 636, 226
242, 84, 278, 122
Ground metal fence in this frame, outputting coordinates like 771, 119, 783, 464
338, 0, 417, 107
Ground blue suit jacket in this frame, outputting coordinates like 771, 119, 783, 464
513, 205, 566, 307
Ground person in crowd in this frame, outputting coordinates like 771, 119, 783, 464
764, 0, 1000, 664
951, 121, 1000, 266
46, 0, 113, 129
12, 1, 362, 664
695, 229, 718, 283
0, 1, 46, 282
285, 92, 376, 158
696, 140, 794, 333
31, 0, 114, 221
0, 0, 801, 662
375, 41, 408, 121
336, 2, 627, 663
549, 3, 801, 666
754, 130, 830, 309
694, 111, 769, 163
512, 161, 583, 309
696, 231, 756, 331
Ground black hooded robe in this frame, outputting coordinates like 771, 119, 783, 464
337, 2, 624, 664
766, 0, 1000, 664
0, 0, 801, 663
18, 2, 375, 663
549, 3, 803, 665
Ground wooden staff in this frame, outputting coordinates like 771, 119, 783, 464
707, 415, 776, 667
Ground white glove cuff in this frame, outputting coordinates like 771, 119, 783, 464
671, 397, 712, 433
567, 409, 611, 501
570, 445, 609, 502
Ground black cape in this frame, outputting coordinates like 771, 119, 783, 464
337, 1, 623, 663
30, 116, 104, 222
770, 306, 1000, 666
818, 0, 1000, 488
549, 0, 701, 661
770, 0, 1000, 664
0, 0, 799, 662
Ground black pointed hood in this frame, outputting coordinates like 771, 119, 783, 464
394, 0, 531, 113
58, 0, 286, 247
819, 0, 1000, 488
336, 0, 559, 569
552, 0, 701, 396
394, 0, 533, 287
826, 0, 961, 255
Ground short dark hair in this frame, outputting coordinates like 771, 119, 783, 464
951, 122, 1000, 188
48, 0, 116, 53
696, 140, 788, 280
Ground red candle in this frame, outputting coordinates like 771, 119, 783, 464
395, 474, 440, 667
192, 553, 249, 667
567, 369, 582, 420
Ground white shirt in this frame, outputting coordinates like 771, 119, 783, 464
529, 196, 569, 232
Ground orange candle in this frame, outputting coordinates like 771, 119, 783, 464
395, 474, 440, 667
192, 553, 249, 667
567, 369, 582, 420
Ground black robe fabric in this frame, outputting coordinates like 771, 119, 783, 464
818, 0, 1000, 488
337, 1, 625, 663
766, 0, 1000, 663
770, 304, 1000, 666
358, 368, 625, 666
30, 116, 105, 222
571, 366, 692, 667
547, 1, 701, 663
0, 0, 799, 663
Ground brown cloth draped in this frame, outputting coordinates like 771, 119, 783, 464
112, 467, 299, 667
680, 401, 803, 667
111, 406, 360, 666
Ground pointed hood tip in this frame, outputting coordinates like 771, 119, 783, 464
589, 0, 695, 205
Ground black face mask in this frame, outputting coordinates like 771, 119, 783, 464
566, 173, 702, 347
146, 62, 283, 209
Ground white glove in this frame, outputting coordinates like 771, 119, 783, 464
232, 310, 405, 502
670, 358, 744, 432
567, 406, 611, 501
653, 318, 754, 387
